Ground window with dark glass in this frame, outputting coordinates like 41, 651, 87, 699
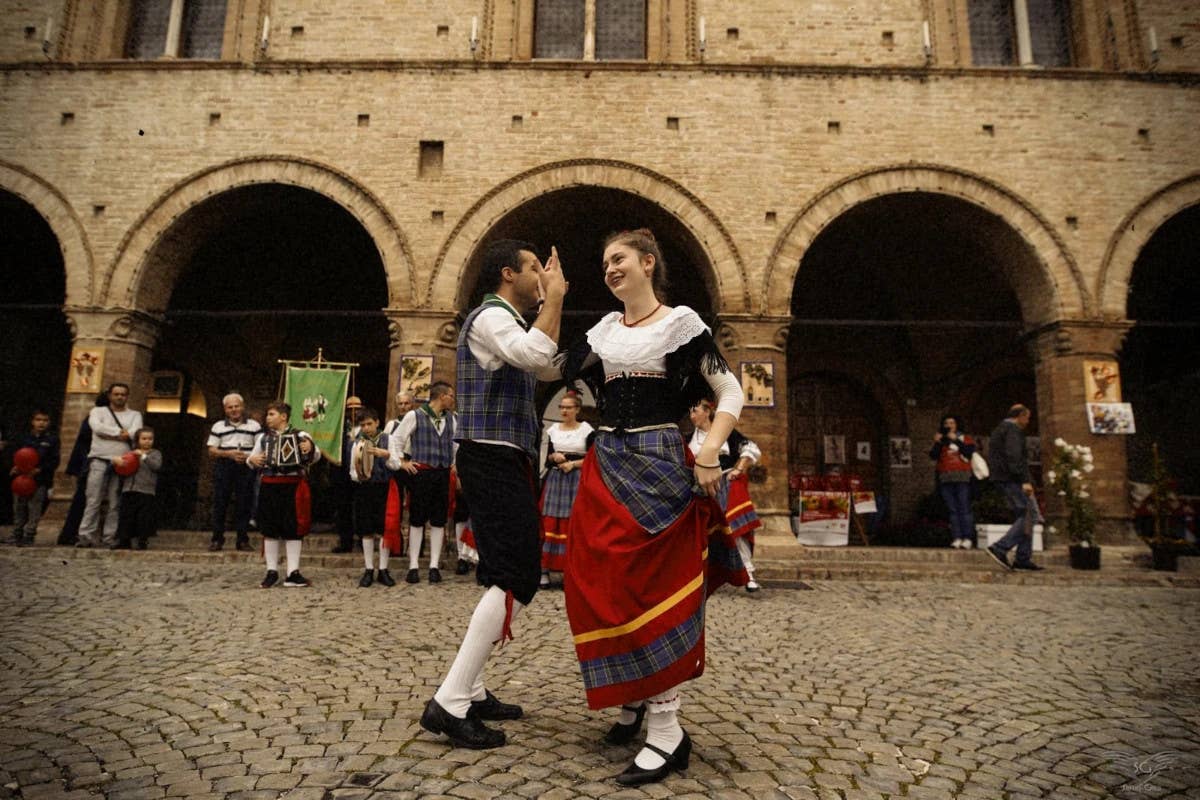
125, 0, 173, 58
1027, 0, 1072, 67
595, 0, 646, 60
534, 0, 585, 59
967, 0, 1073, 67
181, 0, 228, 59
967, 0, 1016, 65
123, 0, 227, 59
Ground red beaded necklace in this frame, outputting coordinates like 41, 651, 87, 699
621, 302, 663, 328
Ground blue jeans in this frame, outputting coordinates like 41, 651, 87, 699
992, 481, 1035, 565
938, 480, 975, 544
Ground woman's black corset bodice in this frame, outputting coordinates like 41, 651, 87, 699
599, 377, 678, 431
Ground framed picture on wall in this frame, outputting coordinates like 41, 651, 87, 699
67, 346, 105, 393
1087, 402, 1136, 434
1083, 360, 1121, 402
398, 354, 434, 401
889, 437, 912, 468
740, 361, 775, 408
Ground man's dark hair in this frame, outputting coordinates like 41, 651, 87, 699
359, 407, 380, 422
30, 409, 51, 420
107, 382, 130, 395
1007, 404, 1030, 419
477, 239, 537, 295
266, 401, 291, 420
429, 381, 454, 401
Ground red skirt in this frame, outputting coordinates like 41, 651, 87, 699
541, 514, 569, 572
564, 452, 745, 710
725, 472, 762, 542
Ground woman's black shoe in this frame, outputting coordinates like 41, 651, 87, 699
469, 690, 523, 720
358, 569, 374, 588
615, 732, 691, 786
603, 704, 646, 745
376, 569, 396, 587
419, 697, 505, 749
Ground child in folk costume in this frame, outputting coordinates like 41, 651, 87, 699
349, 408, 403, 587
688, 399, 764, 592
564, 229, 747, 786
116, 427, 162, 550
538, 391, 594, 588
388, 381, 458, 584
248, 402, 320, 588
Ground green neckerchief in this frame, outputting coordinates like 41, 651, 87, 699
420, 402, 444, 423
355, 429, 383, 447
482, 293, 529, 330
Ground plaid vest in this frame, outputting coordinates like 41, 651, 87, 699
411, 410, 455, 467
456, 305, 540, 461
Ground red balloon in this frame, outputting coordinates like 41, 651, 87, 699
11, 474, 37, 498
113, 452, 141, 477
12, 447, 39, 473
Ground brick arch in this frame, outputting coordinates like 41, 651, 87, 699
426, 159, 749, 313
1097, 174, 1200, 319
0, 160, 93, 307
762, 165, 1083, 324
103, 157, 416, 311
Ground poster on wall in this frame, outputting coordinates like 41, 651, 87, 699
67, 347, 105, 393
1087, 402, 1136, 434
855, 441, 871, 461
823, 435, 846, 465
1083, 360, 1122, 402
398, 354, 434, 401
740, 362, 775, 408
889, 437, 912, 468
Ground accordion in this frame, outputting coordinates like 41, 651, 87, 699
265, 431, 305, 469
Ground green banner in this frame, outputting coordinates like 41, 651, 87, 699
284, 366, 350, 465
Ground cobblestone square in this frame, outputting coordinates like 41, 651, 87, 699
1, 552, 1197, 799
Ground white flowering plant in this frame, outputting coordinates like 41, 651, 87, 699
1045, 438, 1097, 546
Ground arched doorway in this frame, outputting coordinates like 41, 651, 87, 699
788, 192, 1037, 526
148, 184, 390, 527
1122, 204, 1200, 494
458, 185, 718, 418
0, 191, 71, 524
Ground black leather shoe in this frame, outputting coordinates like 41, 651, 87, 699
985, 545, 1013, 571
470, 690, 523, 721
1012, 561, 1045, 571
376, 568, 396, 587
615, 732, 691, 786
406, 568, 420, 584
420, 698, 505, 749
208, 541, 223, 552
603, 704, 647, 745
359, 569, 374, 588
260, 570, 279, 589
455, 558, 471, 575
428, 567, 442, 584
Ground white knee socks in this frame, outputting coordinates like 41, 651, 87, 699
264, 539, 280, 572
636, 690, 683, 769
285, 540, 302, 575
429, 526, 445, 569
736, 537, 755, 577
434, 586, 525, 718
408, 525, 423, 569
378, 544, 390, 570
362, 537, 374, 569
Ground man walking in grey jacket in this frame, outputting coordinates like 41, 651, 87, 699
984, 404, 1045, 571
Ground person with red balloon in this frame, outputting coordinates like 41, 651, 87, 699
78, 383, 143, 548
115, 428, 162, 550
5, 410, 60, 547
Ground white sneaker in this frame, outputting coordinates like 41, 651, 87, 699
745, 579, 760, 593
961, 540, 974, 549
950, 539, 963, 549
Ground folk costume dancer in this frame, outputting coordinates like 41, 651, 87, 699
564, 229, 747, 786
689, 399, 764, 592
389, 381, 458, 584
207, 393, 261, 552
419, 238, 567, 750
538, 392, 594, 588
349, 408, 402, 587
248, 402, 320, 588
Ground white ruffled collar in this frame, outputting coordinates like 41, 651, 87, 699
586, 306, 708, 362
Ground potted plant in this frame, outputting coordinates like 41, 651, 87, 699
1137, 444, 1191, 571
1046, 438, 1099, 570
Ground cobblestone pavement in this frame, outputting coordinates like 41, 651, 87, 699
0, 551, 1198, 800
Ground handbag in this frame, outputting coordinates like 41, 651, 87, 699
970, 451, 990, 480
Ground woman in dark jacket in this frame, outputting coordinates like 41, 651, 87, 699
929, 414, 977, 548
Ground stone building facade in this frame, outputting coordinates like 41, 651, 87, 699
1, 0, 1197, 537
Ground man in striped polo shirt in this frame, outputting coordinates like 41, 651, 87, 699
419, 239, 567, 750
206, 393, 262, 552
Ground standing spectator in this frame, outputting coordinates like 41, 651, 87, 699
116, 427, 162, 550
390, 381, 458, 584
58, 393, 108, 545
331, 396, 364, 553
77, 383, 142, 548
538, 391, 593, 589
984, 404, 1045, 571
929, 414, 978, 549
207, 393, 261, 551
5, 409, 60, 546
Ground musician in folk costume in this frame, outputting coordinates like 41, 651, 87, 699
348, 407, 402, 587
688, 398, 764, 592
538, 390, 594, 589
419, 239, 567, 751
563, 229, 747, 785
387, 381, 458, 584
206, 393, 261, 552
247, 401, 320, 588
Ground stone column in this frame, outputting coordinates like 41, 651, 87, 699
713, 314, 792, 531
385, 309, 461, 417
56, 308, 162, 495
1030, 320, 1133, 542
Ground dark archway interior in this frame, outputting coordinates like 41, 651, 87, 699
460, 186, 716, 351
155, 185, 390, 526
789, 192, 1037, 522
1123, 203, 1200, 493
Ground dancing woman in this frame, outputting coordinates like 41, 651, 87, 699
564, 228, 747, 786
539, 391, 594, 588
